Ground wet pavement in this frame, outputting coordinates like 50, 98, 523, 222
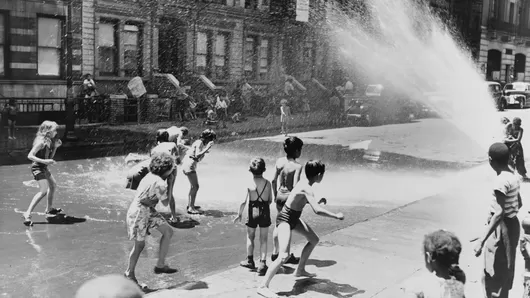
0, 135, 472, 298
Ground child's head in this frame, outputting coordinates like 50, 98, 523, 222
249, 157, 266, 176
37, 120, 58, 140
149, 152, 175, 179
156, 129, 169, 143
423, 230, 466, 283
513, 117, 522, 128
305, 160, 325, 182
488, 142, 510, 171
8, 99, 16, 106
75, 274, 144, 298
200, 129, 216, 143
501, 117, 510, 125
284, 136, 304, 159
180, 127, 189, 137
84, 73, 92, 80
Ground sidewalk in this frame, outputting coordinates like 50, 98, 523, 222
148, 165, 529, 298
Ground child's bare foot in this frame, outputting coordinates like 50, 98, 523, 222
294, 269, 317, 278
257, 286, 279, 298
22, 214, 33, 226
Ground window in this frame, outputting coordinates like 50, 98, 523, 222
0, 13, 5, 76
303, 41, 315, 78
509, 2, 515, 24
37, 17, 63, 76
244, 36, 257, 78
259, 39, 269, 80
98, 21, 118, 76
124, 24, 142, 77
214, 33, 229, 79
196, 32, 208, 75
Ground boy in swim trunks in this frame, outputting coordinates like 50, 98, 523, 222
234, 157, 273, 276
258, 160, 344, 298
271, 136, 304, 264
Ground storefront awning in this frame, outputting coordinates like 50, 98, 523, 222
199, 75, 218, 91
311, 78, 328, 92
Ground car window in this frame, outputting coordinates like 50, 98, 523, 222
505, 84, 514, 90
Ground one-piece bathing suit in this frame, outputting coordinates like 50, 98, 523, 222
246, 183, 271, 228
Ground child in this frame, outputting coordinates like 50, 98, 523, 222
271, 137, 304, 265
280, 99, 291, 136
5, 99, 18, 140
505, 117, 527, 178
401, 230, 466, 297
474, 142, 522, 298
257, 160, 344, 298
234, 158, 273, 276
125, 152, 177, 285
216, 93, 228, 129
22, 121, 62, 226
82, 73, 97, 98
182, 129, 216, 215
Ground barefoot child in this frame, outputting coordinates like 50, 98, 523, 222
5, 99, 18, 140
22, 121, 62, 226
280, 99, 291, 136
474, 142, 522, 298
234, 158, 273, 276
125, 152, 178, 285
271, 136, 304, 265
401, 230, 466, 297
258, 160, 344, 298
182, 129, 216, 214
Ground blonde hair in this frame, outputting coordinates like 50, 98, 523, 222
33, 120, 58, 147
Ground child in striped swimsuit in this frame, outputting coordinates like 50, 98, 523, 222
474, 142, 522, 298
258, 160, 344, 298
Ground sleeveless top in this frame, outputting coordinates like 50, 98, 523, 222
31, 141, 54, 169
248, 183, 270, 222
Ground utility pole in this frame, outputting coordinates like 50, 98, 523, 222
64, 0, 77, 141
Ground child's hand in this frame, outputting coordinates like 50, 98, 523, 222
474, 241, 483, 257
233, 214, 242, 223
335, 212, 344, 220
55, 139, 63, 147
44, 159, 56, 165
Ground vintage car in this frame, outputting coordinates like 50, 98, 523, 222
345, 84, 423, 126
503, 82, 530, 109
486, 81, 507, 111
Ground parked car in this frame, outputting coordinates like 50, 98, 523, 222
503, 82, 530, 109
486, 81, 507, 111
345, 84, 419, 126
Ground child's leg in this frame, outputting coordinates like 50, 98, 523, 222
7, 119, 12, 138
247, 227, 256, 258
24, 179, 49, 217
155, 224, 174, 269
186, 172, 200, 213
45, 173, 57, 212
259, 227, 269, 261
259, 223, 291, 293
125, 240, 146, 279
272, 225, 279, 256
293, 219, 319, 277
10, 120, 15, 138
167, 169, 177, 220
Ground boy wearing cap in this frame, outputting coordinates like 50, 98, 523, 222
474, 142, 523, 298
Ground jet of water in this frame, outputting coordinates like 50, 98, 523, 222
326, 0, 503, 151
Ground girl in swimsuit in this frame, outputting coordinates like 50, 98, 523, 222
234, 158, 273, 276
505, 117, 527, 178
258, 160, 344, 298
271, 137, 304, 264
182, 129, 216, 214
22, 121, 62, 226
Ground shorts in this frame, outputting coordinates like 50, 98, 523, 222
7, 115, 16, 122
275, 189, 290, 212
276, 206, 302, 230
125, 163, 149, 190
246, 213, 271, 229
483, 215, 520, 295
31, 166, 51, 181
126, 206, 166, 242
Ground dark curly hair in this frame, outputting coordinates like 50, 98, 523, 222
423, 230, 466, 284
284, 136, 304, 158
156, 129, 169, 143
249, 157, 266, 175
200, 129, 217, 142
305, 160, 325, 179
149, 152, 175, 176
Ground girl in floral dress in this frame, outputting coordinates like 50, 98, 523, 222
125, 152, 178, 285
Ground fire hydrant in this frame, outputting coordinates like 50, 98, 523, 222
520, 214, 530, 297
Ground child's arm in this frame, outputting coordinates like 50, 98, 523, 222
195, 141, 214, 159
267, 181, 273, 205
304, 188, 343, 220
475, 190, 506, 256
280, 106, 286, 116
271, 163, 281, 199
27, 141, 54, 165
234, 190, 249, 223
157, 181, 170, 207
294, 165, 303, 187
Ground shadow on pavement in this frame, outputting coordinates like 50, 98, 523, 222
306, 259, 337, 268
277, 278, 365, 297
170, 219, 201, 229
146, 280, 209, 294
201, 210, 237, 218
33, 215, 87, 225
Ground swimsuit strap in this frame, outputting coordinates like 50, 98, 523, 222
256, 182, 267, 202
